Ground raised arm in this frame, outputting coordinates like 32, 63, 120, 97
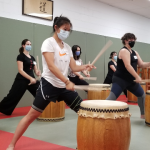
69, 57, 95, 73
135, 51, 150, 68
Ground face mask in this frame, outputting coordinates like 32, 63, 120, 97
75, 51, 80, 56
57, 29, 70, 41
113, 56, 117, 61
128, 41, 135, 48
25, 45, 32, 51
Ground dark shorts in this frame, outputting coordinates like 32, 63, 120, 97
32, 78, 82, 113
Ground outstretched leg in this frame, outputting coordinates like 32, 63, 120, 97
127, 83, 145, 118
6, 108, 41, 150
106, 83, 123, 100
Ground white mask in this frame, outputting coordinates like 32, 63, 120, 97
57, 29, 70, 41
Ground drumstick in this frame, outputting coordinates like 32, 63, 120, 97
87, 61, 90, 75
74, 85, 110, 91
36, 56, 40, 71
29, 56, 41, 85
82, 77, 97, 80
91, 40, 113, 65
74, 85, 104, 91
134, 79, 150, 83
36, 56, 41, 80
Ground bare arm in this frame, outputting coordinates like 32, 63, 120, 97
110, 65, 116, 72
120, 49, 139, 79
72, 59, 90, 77
74, 72, 81, 77
69, 57, 87, 72
135, 51, 150, 68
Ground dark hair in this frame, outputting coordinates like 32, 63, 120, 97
109, 51, 117, 59
19, 39, 30, 53
53, 15, 72, 32
72, 45, 82, 60
121, 33, 137, 45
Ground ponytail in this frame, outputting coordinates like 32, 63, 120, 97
19, 47, 24, 53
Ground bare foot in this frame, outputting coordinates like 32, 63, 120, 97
141, 115, 145, 119
6, 145, 14, 150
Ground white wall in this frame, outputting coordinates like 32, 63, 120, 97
0, 0, 150, 43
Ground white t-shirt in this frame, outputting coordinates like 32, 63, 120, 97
41, 37, 73, 88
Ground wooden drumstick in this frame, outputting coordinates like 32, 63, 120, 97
74, 85, 102, 91
82, 77, 97, 80
134, 79, 150, 83
74, 85, 110, 91
36, 56, 41, 81
91, 40, 113, 65
29, 56, 41, 85
86, 61, 90, 75
37, 56, 40, 71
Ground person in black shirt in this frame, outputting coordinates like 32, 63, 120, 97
106, 33, 150, 119
104, 51, 127, 97
0, 39, 40, 115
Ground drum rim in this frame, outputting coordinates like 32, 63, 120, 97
79, 106, 129, 113
140, 82, 146, 85
146, 90, 150, 94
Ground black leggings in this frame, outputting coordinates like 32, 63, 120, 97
0, 79, 40, 115
103, 76, 127, 97
106, 76, 145, 115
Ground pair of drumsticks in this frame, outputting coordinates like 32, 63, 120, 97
75, 40, 113, 91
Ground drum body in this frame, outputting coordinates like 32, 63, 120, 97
37, 101, 65, 122
145, 91, 150, 126
77, 100, 131, 150
88, 84, 111, 100
128, 82, 146, 103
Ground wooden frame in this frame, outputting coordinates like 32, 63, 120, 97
22, 0, 53, 21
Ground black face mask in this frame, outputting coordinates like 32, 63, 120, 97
128, 41, 135, 48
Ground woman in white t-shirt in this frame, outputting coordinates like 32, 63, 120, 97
6, 16, 95, 150
68, 45, 89, 89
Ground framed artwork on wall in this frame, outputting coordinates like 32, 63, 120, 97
22, 0, 53, 21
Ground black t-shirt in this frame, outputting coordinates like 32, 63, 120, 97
106, 60, 117, 79
114, 46, 138, 82
15, 53, 36, 80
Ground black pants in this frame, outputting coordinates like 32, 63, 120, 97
0, 79, 40, 115
103, 76, 127, 97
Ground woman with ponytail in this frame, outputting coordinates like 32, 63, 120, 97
0, 39, 41, 116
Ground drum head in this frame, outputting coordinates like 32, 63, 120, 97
78, 100, 131, 119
